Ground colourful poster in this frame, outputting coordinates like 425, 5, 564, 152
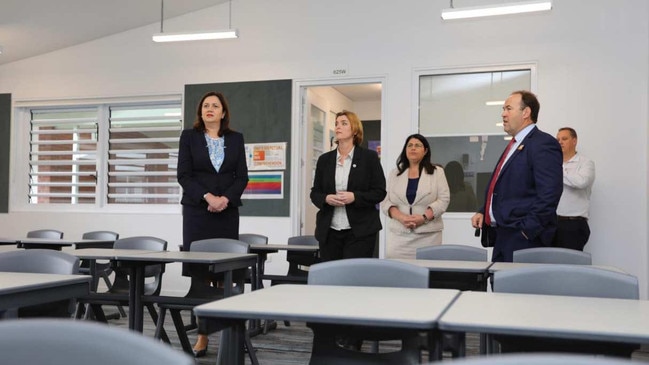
243, 171, 283, 199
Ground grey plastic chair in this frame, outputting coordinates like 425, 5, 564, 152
153, 238, 257, 362
0, 249, 79, 318
493, 265, 639, 356
238, 233, 269, 245
0, 319, 194, 365
80, 236, 166, 327
19, 229, 65, 249
238, 233, 268, 286
416, 245, 489, 357
80, 231, 120, 288
271, 235, 320, 286
423, 353, 637, 365
26, 229, 64, 239
416, 244, 488, 262
78, 231, 122, 318
494, 265, 638, 299
513, 247, 592, 265
307, 258, 429, 365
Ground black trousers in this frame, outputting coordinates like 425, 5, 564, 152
319, 228, 376, 262
553, 218, 590, 251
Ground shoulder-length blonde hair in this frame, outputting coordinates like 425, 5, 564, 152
335, 110, 363, 146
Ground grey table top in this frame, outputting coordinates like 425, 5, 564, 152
489, 261, 629, 274
195, 284, 460, 329
249, 244, 319, 252
0, 272, 90, 310
438, 291, 649, 344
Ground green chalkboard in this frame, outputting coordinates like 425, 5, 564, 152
184, 80, 292, 217
0, 94, 10, 213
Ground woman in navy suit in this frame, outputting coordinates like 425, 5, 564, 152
310, 110, 386, 262
177, 91, 248, 357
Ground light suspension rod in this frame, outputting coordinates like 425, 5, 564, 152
441, 0, 552, 20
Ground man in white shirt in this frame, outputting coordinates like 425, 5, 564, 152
554, 127, 596, 251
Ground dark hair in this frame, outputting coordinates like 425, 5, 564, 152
396, 134, 436, 176
512, 90, 540, 123
335, 110, 363, 146
444, 161, 466, 194
193, 91, 232, 136
558, 127, 577, 138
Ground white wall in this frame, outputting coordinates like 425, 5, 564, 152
0, 0, 647, 297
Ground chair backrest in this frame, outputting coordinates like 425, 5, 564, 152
82, 231, 119, 240
238, 233, 269, 245
0, 319, 194, 365
286, 235, 320, 270
26, 229, 64, 239
308, 258, 429, 288
190, 238, 250, 254
0, 250, 80, 317
113, 236, 167, 251
513, 247, 592, 265
288, 235, 318, 246
0, 249, 79, 274
493, 265, 639, 299
416, 244, 488, 262
111, 236, 167, 295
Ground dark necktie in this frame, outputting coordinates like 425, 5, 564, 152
484, 138, 516, 226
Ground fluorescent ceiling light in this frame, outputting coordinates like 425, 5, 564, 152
485, 100, 505, 106
441, 0, 552, 20
152, 30, 238, 42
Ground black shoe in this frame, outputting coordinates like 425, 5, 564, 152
193, 348, 207, 358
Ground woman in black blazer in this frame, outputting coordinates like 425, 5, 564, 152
310, 110, 386, 262
177, 91, 248, 357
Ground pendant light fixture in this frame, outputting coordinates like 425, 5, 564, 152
441, 0, 552, 20
152, 0, 238, 42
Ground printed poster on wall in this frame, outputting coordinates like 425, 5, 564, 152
243, 171, 284, 199
245, 142, 287, 170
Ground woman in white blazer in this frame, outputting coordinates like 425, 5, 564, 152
381, 134, 450, 259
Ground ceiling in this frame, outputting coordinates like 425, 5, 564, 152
0, 0, 228, 65
0, 1, 382, 102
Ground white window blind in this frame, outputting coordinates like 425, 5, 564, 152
108, 105, 182, 204
29, 109, 99, 204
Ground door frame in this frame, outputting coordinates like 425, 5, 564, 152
290, 75, 387, 254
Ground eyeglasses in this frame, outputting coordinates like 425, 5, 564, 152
407, 143, 424, 149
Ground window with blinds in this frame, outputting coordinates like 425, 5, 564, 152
108, 105, 182, 204
24, 99, 182, 207
29, 109, 99, 204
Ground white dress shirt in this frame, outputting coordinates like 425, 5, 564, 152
557, 152, 595, 218
488, 124, 535, 225
330, 147, 355, 230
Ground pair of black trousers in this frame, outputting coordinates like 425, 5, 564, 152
553, 218, 590, 251
319, 228, 376, 262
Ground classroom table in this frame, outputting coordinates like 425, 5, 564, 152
437, 291, 649, 356
194, 284, 460, 365
0, 272, 90, 313
112, 250, 258, 332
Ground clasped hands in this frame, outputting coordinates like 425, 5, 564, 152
399, 214, 426, 230
326, 191, 355, 207
205, 194, 229, 213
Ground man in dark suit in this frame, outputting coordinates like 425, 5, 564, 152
471, 90, 563, 262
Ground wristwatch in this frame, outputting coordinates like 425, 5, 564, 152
422, 213, 429, 224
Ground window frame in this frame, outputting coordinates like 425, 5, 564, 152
411, 63, 537, 215
12, 94, 183, 214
